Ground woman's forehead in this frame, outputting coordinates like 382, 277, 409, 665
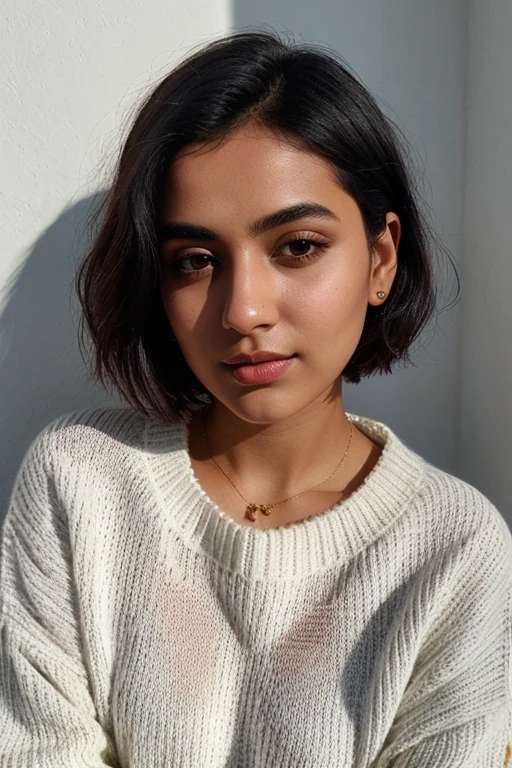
161, 125, 351, 221
170, 122, 331, 178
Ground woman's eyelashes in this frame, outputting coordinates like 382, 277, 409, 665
278, 237, 330, 261
162, 234, 331, 277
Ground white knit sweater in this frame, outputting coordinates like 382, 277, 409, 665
0, 405, 511, 767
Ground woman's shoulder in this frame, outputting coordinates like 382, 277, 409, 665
18, 405, 184, 479
6, 406, 187, 530
23, 405, 145, 459
354, 413, 510, 555
411, 454, 512, 561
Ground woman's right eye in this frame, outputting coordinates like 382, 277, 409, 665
170, 252, 215, 275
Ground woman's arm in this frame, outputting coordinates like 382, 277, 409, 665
371, 508, 512, 768
0, 424, 120, 767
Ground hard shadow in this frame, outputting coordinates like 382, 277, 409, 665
0, 194, 121, 523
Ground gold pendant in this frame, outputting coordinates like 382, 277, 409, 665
245, 503, 272, 522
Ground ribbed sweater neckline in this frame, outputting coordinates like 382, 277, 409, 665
143, 411, 426, 582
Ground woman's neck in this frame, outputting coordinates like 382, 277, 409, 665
187, 396, 374, 503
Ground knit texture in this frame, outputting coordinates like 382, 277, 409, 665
0, 405, 511, 767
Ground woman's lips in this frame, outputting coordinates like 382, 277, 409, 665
225, 356, 296, 385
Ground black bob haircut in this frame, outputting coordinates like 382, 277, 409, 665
75, 29, 458, 425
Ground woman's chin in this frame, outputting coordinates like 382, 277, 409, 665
205, 391, 332, 429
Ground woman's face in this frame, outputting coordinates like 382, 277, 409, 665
158, 122, 399, 424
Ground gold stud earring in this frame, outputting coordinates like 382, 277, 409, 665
376, 291, 386, 299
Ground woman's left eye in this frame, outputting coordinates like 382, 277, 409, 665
277, 238, 329, 261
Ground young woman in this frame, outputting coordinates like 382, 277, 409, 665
1, 30, 511, 768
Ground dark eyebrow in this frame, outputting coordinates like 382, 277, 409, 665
248, 201, 340, 236
157, 201, 340, 244
157, 223, 216, 244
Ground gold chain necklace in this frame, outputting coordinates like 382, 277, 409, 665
201, 404, 353, 522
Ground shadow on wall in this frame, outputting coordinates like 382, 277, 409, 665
0, 194, 121, 523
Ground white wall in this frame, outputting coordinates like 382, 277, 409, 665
457, 0, 512, 515
2, 1, 499, 522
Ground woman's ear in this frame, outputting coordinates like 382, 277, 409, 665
367, 212, 400, 306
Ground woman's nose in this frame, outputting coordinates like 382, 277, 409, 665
221, 252, 279, 335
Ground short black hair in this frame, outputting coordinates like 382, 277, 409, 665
75, 29, 458, 424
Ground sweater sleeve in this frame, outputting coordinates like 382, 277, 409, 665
0, 424, 120, 767
371, 504, 512, 768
